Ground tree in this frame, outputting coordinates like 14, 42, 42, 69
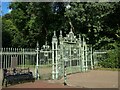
2, 14, 25, 47
98, 41, 119, 68
2, 2, 120, 50
64, 2, 115, 49
8, 2, 66, 48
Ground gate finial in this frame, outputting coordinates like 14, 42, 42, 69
83, 36, 86, 45
79, 34, 81, 40
52, 31, 57, 39
54, 31, 56, 36
45, 36, 47, 45
60, 30, 62, 37
45, 41, 47, 46
69, 21, 74, 33
37, 41, 39, 48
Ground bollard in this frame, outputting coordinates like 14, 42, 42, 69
64, 61, 67, 85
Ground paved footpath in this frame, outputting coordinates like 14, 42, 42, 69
66, 70, 118, 88
3, 80, 73, 88
1, 70, 119, 88
46, 70, 118, 88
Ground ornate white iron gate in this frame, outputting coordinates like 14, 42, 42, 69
38, 41, 52, 80
1, 28, 93, 80
51, 28, 93, 80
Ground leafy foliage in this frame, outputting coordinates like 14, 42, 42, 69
2, 2, 119, 48
2, 15, 25, 47
98, 42, 119, 68
2, 2, 120, 68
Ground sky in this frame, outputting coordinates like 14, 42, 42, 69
1, 2, 12, 16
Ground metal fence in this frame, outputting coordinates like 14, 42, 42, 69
1, 29, 94, 80
93, 50, 107, 67
0, 48, 36, 76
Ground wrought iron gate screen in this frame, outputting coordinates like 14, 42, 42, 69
52, 29, 93, 80
1, 29, 93, 80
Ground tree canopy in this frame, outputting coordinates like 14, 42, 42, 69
2, 2, 120, 68
2, 2, 120, 49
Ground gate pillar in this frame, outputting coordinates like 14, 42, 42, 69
78, 34, 82, 71
59, 30, 64, 78
85, 43, 88, 71
90, 46, 93, 70
35, 41, 40, 80
52, 31, 58, 79
82, 37, 85, 72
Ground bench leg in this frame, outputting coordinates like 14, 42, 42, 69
4, 79, 8, 87
2, 78, 8, 87
2, 78, 4, 86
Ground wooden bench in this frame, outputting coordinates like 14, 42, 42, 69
2, 68, 35, 87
